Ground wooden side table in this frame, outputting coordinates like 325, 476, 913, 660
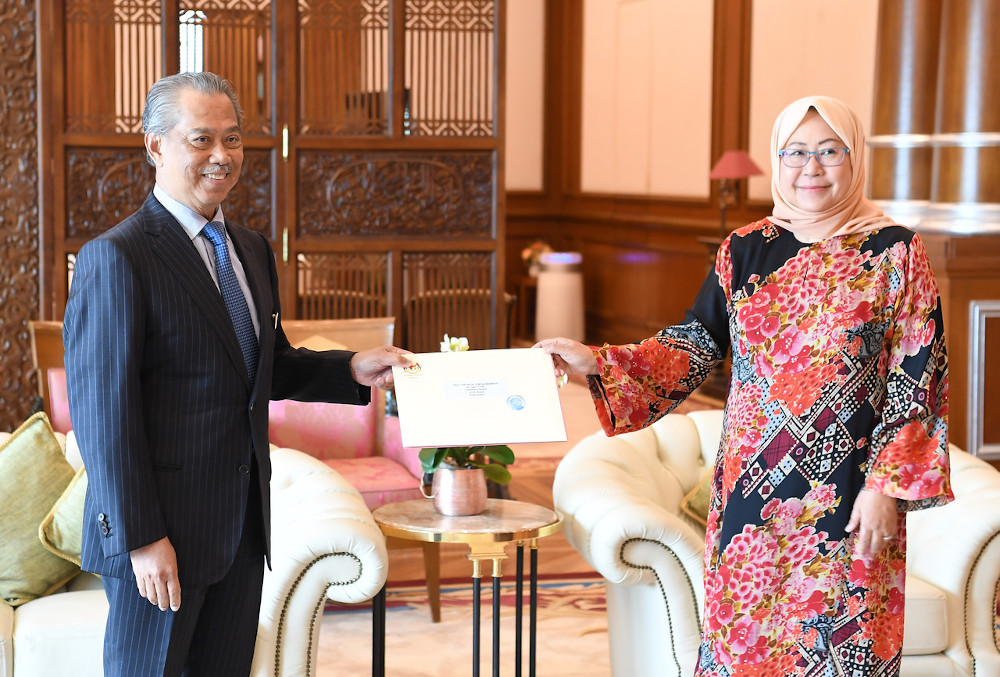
371, 498, 563, 677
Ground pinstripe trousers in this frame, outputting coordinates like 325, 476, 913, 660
102, 461, 266, 677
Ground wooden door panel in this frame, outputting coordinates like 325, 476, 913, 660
43, 0, 505, 355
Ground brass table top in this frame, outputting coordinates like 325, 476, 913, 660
373, 498, 563, 578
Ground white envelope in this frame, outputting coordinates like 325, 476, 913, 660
391, 348, 568, 448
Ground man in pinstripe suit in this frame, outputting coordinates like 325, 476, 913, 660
63, 71, 411, 676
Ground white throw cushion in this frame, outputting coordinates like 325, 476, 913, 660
11, 589, 107, 676
901, 574, 948, 655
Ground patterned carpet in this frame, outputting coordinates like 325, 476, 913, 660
317, 576, 610, 676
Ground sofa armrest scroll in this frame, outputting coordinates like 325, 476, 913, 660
553, 451, 705, 592
906, 449, 1000, 674
253, 448, 388, 677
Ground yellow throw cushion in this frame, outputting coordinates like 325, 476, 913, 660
0, 412, 79, 606
39, 465, 88, 566
679, 465, 714, 527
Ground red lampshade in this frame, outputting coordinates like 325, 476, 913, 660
709, 150, 764, 180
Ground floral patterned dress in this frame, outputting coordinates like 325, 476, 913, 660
587, 219, 952, 677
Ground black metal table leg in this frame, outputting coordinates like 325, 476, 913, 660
515, 544, 524, 677
473, 575, 481, 677
530, 545, 538, 677
371, 500, 561, 677
493, 574, 501, 677
373, 585, 386, 677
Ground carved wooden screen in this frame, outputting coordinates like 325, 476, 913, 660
185, 2, 273, 135
40, 0, 504, 351
298, 0, 390, 135
404, 0, 495, 136
46, 0, 278, 315
289, 0, 504, 350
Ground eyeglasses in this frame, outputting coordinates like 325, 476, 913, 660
777, 147, 850, 168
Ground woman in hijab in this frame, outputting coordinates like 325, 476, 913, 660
536, 95, 952, 676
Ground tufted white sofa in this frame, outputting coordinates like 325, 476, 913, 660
0, 432, 388, 677
553, 410, 1000, 677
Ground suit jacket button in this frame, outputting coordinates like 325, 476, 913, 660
100, 525, 110, 536
98, 513, 106, 521
239, 464, 250, 475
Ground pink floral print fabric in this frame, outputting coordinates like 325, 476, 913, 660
588, 220, 952, 676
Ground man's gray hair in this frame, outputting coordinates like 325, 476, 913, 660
142, 72, 243, 166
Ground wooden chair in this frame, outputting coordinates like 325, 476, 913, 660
402, 288, 516, 353
28, 321, 69, 432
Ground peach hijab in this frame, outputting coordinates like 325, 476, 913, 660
769, 95, 896, 242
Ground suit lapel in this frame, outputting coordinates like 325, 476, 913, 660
141, 194, 251, 388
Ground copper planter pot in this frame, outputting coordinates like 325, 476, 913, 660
427, 465, 488, 516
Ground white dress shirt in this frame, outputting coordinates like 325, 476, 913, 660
153, 184, 261, 337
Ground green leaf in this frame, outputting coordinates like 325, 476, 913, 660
418, 447, 449, 474
481, 463, 512, 484
420, 445, 515, 477
480, 445, 515, 466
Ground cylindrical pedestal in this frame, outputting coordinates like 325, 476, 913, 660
534, 252, 584, 342
931, 0, 1000, 211
869, 0, 942, 215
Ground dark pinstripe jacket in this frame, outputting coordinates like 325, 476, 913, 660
64, 193, 368, 585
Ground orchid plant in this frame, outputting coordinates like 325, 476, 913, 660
417, 334, 516, 485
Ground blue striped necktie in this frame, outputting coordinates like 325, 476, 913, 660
203, 221, 258, 384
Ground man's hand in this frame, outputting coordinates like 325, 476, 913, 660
845, 489, 898, 561
350, 346, 416, 389
130, 536, 181, 612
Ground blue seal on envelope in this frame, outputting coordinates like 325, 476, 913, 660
507, 395, 525, 411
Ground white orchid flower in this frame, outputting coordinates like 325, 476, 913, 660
440, 334, 470, 352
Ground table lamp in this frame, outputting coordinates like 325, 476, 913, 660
709, 150, 763, 238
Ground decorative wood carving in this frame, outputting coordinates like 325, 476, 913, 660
297, 150, 493, 237
66, 149, 155, 240
224, 149, 273, 236
65, 148, 272, 241
0, 0, 39, 430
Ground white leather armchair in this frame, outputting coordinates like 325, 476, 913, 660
553, 410, 1000, 677
0, 440, 388, 677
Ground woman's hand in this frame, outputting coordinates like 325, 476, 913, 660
845, 488, 898, 560
533, 337, 599, 378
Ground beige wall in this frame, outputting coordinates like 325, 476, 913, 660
579, 0, 714, 197
505, 0, 546, 192
747, 0, 879, 201
503, 0, 881, 201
